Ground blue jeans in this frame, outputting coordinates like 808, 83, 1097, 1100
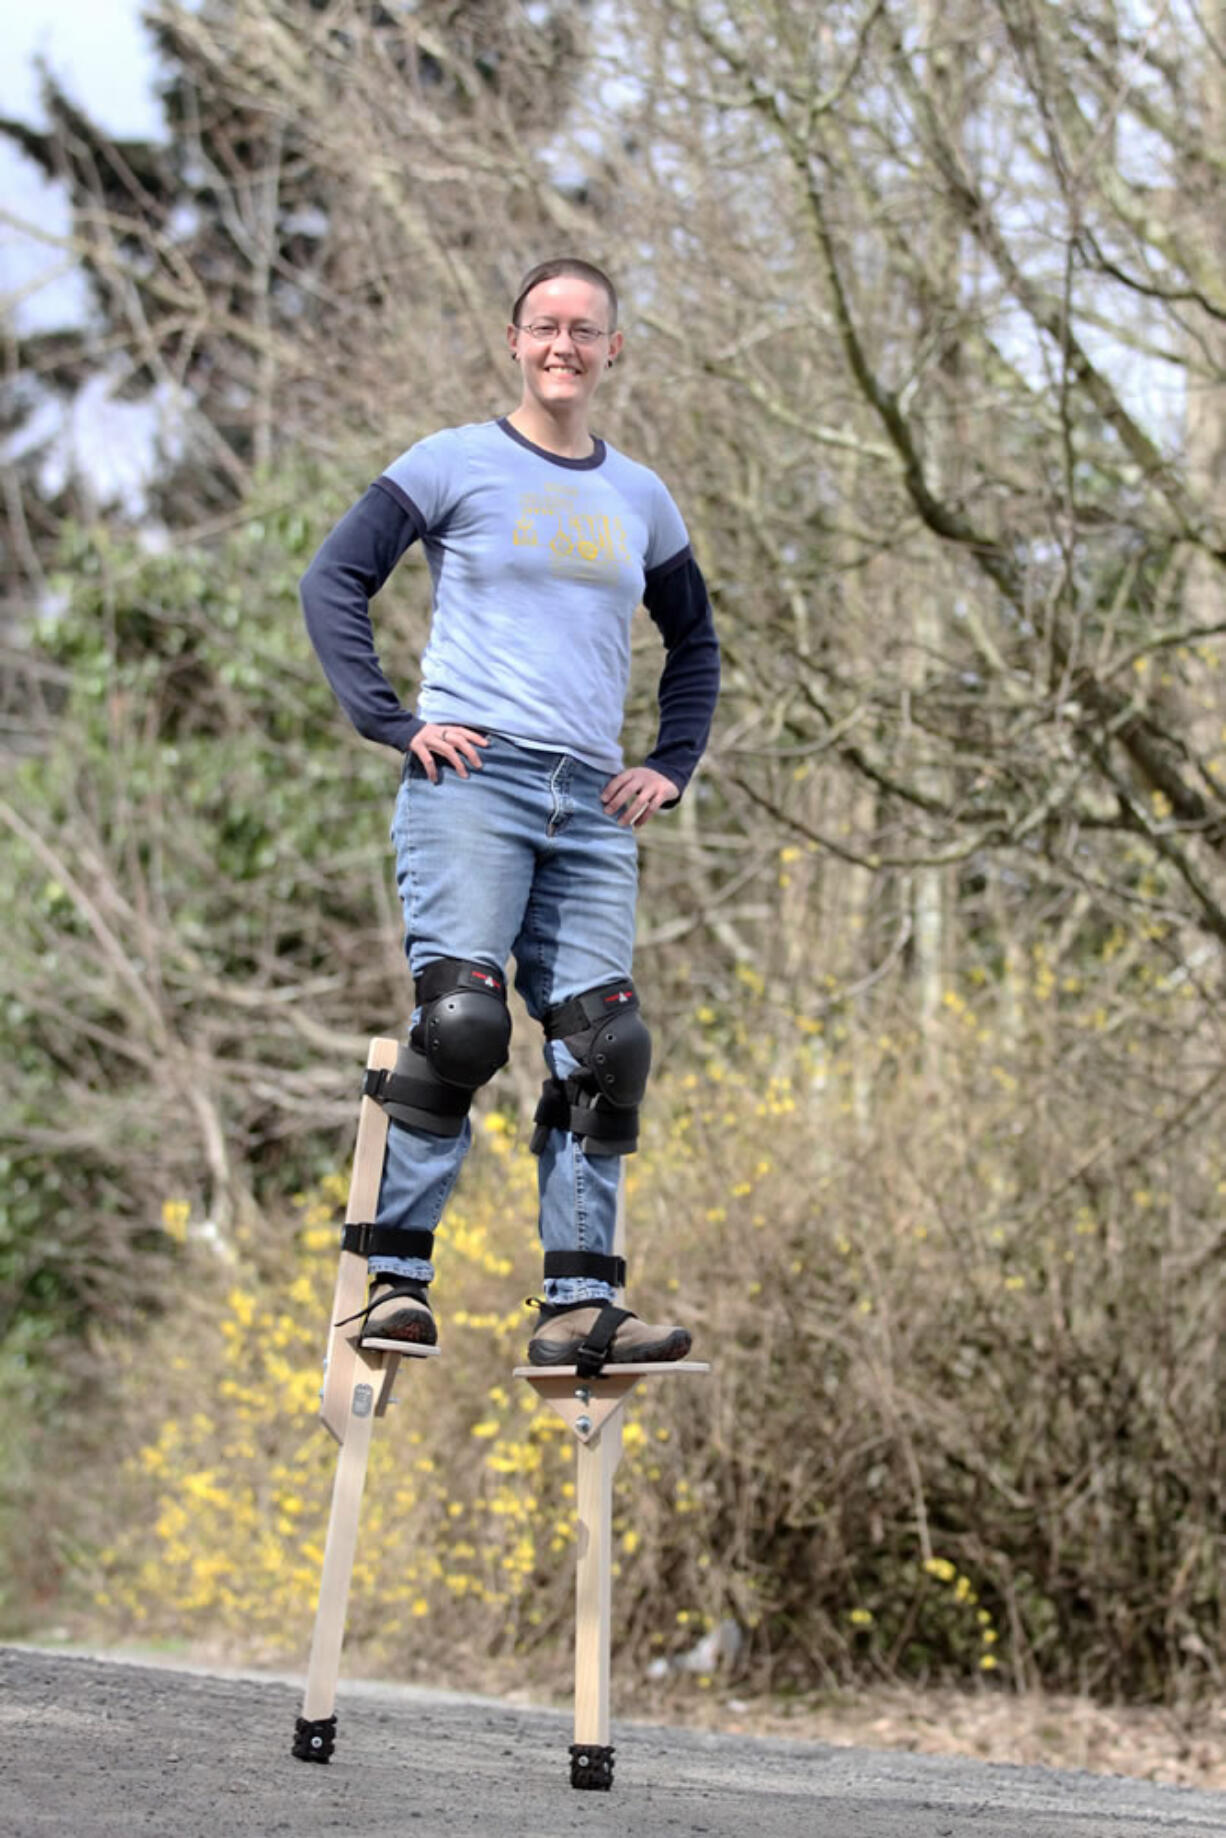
371, 735, 639, 1305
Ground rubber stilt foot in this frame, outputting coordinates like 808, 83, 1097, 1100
293, 1713, 337, 1762
570, 1742, 614, 1790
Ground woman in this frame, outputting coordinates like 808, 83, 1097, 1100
301, 257, 719, 1373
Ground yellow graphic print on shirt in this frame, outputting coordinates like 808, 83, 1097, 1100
511, 486, 631, 575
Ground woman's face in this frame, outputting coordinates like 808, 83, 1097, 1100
507, 275, 623, 418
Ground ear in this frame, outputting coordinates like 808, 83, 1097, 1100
506, 322, 520, 362
608, 329, 625, 366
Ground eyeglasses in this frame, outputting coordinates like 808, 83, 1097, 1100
515, 319, 610, 345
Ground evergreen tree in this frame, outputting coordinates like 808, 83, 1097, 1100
0, 0, 600, 565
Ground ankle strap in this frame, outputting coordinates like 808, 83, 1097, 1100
342, 1224, 435, 1261
543, 1249, 626, 1289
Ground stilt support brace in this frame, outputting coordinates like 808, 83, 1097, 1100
292, 1714, 337, 1763
570, 1742, 614, 1790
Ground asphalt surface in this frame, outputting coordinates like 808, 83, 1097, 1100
4, 1646, 1226, 1837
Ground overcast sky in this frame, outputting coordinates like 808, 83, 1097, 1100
2, 0, 164, 331
1, 3, 174, 516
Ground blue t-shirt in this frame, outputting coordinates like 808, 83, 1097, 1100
377, 418, 689, 775
301, 416, 719, 795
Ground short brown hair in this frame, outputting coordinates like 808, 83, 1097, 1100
511, 259, 618, 330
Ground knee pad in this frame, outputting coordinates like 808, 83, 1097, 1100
364, 958, 510, 1137
412, 957, 511, 1087
530, 979, 652, 1157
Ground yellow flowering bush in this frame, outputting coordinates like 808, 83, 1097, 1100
86, 964, 1226, 1700
96, 1117, 703, 1680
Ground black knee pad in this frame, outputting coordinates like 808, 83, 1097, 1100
364, 959, 510, 1137
531, 979, 652, 1156
412, 958, 511, 1087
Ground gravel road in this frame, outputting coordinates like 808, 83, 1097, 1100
5, 1646, 1226, 1838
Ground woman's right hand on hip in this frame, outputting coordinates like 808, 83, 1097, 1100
408, 723, 490, 783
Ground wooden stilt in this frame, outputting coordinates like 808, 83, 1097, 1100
514, 1177, 709, 1787
320, 1037, 400, 1442
515, 1361, 708, 1787
573, 1416, 617, 1749
294, 1036, 439, 1763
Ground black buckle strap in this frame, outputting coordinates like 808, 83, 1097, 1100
564, 1095, 639, 1154
415, 957, 506, 1006
530, 1077, 639, 1156
342, 1224, 435, 1261
362, 1066, 470, 1119
530, 1077, 570, 1152
543, 981, 637, 1041
543, 1249, 626, 1289
574, 1304, 633, 1378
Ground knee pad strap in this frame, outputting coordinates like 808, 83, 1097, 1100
531, 1076, 640, 1155
364, 1053, 471, 1136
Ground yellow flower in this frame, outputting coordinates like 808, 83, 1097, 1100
161, 1199, 191, 1242
227, 1288, 256, 1328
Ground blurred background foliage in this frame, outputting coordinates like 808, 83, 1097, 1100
4, 0, 1226, 1706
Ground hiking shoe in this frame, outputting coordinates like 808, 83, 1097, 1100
356, 1279, 437, 1348
527, 1301, 690, 1371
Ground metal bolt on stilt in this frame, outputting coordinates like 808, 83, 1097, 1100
574, 1414, 592, 1436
